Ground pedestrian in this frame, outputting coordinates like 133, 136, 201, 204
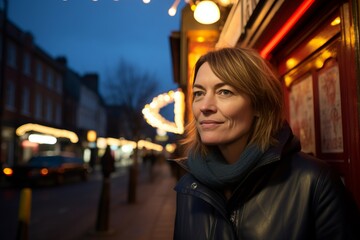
100, 145, 115, 178
171, 47, 360, 239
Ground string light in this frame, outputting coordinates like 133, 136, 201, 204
97, 137, 164, 152
142, 0, 234, 25
194, 1, 220, 24
168, 0, 180, 16
142, 89, 185, 134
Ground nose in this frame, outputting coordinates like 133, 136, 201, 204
199, 94, 217, 114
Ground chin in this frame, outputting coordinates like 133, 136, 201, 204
200, 138, 222, 145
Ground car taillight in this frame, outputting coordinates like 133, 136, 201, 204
3, 167, 13, 176
40, 168, 49, 176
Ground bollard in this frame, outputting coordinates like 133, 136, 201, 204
16, 188, 32, 240
96, 177, 111, 232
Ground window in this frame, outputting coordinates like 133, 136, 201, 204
47, 69, 54, 89
21, 87, 30, 115
35, 94, 42, 119
23, 52, 31, 76
45, 98, 53, 122
7, 41, 17, 69
55, 102, 62, 125
55, 75, 62, 93
5, 81, 16, 111
36, 61, 43, 83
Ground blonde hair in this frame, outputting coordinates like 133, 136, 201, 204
182, 47, 285, 155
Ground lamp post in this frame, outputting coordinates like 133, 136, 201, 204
87, 130, 98, 170
0, 0, 8, 170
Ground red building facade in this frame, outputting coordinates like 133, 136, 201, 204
174, 0, 360, 206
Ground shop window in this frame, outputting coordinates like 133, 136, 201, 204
317, 60, 343, 153
289, 74, 316, 155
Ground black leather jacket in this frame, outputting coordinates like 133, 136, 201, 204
173, 138, 360, 239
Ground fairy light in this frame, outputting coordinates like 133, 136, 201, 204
97, 137, 164, 152
168, 0, 180, 16
142, 89, 185, 134
143, 0, 235, 21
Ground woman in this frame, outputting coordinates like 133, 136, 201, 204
172, 47, 360, 239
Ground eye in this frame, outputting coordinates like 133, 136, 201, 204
218, 89, 233, 96
192, 90, 204, 99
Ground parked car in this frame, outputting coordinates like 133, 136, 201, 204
2, 155, 89, 186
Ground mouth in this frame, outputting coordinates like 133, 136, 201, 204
199, 120, 223, 129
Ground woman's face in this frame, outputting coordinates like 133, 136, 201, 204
192, 62, 256, 149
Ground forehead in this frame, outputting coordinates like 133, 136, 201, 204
194, 63, 238, 91
194, 63, 221, 84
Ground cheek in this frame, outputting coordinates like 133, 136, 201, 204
225, 104, 255, 125
192, 102, 201, 118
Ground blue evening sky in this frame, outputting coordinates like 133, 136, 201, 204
7, 0, 186, 97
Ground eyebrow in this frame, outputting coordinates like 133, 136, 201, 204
192, 82, 228, 89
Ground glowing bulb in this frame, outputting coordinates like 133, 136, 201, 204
169, 7, 176, 16
218, 0, 233, 6
331, 17, 341, 26
194, 1, 220, 24
168, 0, 180, 16
143, 0, 151, 4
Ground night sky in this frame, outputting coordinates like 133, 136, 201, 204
7, 0, 186, 98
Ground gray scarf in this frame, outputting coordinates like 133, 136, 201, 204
187, 123, 294, 189
188, 144, 264, 189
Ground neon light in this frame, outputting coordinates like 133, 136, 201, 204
16, 123, 79, 143
260, 0, 315, 58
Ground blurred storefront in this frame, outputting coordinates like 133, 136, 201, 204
15, 123, 80, 163
172, 0, 360, 205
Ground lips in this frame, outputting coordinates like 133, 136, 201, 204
199, 120, 223, 130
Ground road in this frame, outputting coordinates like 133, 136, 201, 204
0, 164, 148, 240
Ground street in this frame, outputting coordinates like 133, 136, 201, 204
0, 165, 143, 240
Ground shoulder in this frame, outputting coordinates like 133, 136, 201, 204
288, 152, 335, 178
288, 154, 360, 237
286, 152, 350, 205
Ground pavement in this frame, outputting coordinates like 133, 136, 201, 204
80, 161, 178, 240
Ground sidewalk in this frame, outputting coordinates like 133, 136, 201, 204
82, 162, 178, 240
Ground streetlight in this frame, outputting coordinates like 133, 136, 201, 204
0, 0, 8, 169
